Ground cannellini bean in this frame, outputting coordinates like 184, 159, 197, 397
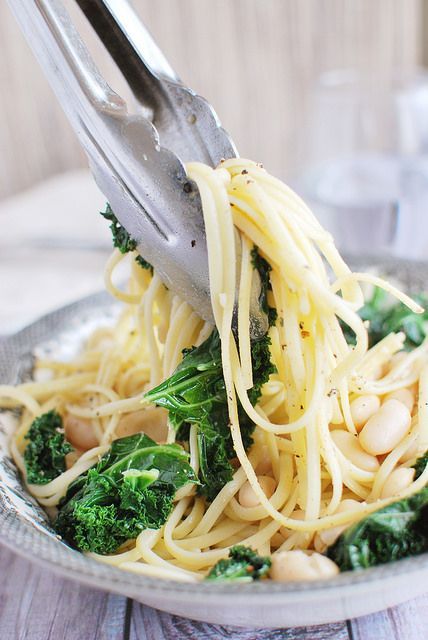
350, 395, 381, 431
380, 467, 415, 499
399, 437, 419, 463
315, 499, 360, 548
255, 445, 273, 475
270, 550, 339, 582
313, 535, 327, 553
280, 510, 305, 539
238, 476, 276, 508
116, 407, 168, 442
331, 430, 379, 471
271, 532, 285, 548
359, 399, 411, 456
65, 449, 83, 470
64, 415, 98, 451
384, 388, 414, 413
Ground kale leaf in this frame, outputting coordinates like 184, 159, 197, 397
327, 486, 428, 571
145, 329, 275, 501
206, 545, 271, 582
413, 451, 428, 480
100, 203, 153, 272
54, 433, 197, 554
251, 247, 277, 327
24, 410, 73, 485
342, 286, 428, 349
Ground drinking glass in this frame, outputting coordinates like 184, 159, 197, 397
296, 68, 428, 259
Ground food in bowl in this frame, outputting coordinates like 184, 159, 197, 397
1, 159, 427, 583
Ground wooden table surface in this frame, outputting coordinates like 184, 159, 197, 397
0, 543, 427, 639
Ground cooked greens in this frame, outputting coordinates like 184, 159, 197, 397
54, 433, 197, 554
251, 247, 277, 327
206, 545, 271, 582
327, 484, 428, 571
101, 203, 152, 272
413, 451, 428, 480
145, 329, 275, 501
24, 410, 73, 485
342, 286, 428, 349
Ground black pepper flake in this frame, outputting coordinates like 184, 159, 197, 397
191, 239, 196, 247
183, 182, 192, 193
241, 169, 248, 175
300, 404, 304, 410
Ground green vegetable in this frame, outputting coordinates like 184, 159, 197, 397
145, 329, 275, 501
251, 247, 277, 327
206, 545, 271, 582
24, 410, 73, 485
342, 286, 428, 349
100, 203, 152, 272
54, 433, 197, 554
327, 486, 428, 571
413, 451, 428, 480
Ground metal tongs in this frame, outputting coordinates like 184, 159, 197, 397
8, 0, 267, 336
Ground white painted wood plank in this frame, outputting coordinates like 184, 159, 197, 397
350, 592, 428, 640
129, 601, 349, 640
0, 546, 127, 640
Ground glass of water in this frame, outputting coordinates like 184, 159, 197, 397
296, 68, 428, 259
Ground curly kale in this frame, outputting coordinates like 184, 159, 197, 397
413, 451, 428, 480
342, 286, 428, 349
327, 486, 428, 571
24, 410, 73, 485
145, 329, 276, 501
100, 203, 152, 272
206, 545, 271, 582
251, 246, 277, 327
54, 433, 197, 554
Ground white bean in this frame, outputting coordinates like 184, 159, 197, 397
238, 476, 276, 508
270, 550, 339, 582
350, 395, 381, 431
65, 449, 83, 470
315, 499, 361, 548
380, 467, 415, 499
280, 510, 305, 539
384, 388, 414, 413
116, 407, 168, 442
399, 437, 419, 463
331, 430, 379, 471
255, 445, 273, 475
64, 415, 98, 451
359, 399, 411, 456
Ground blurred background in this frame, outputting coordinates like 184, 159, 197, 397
1, 0, 427, 331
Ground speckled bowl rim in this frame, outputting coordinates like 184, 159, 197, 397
1, 257, 428, 603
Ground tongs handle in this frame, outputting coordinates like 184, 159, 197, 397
76, 0, 179, 86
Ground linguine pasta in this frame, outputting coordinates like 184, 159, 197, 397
2, 159, 428, 582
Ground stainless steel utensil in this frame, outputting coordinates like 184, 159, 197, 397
8, 0, 267, 335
